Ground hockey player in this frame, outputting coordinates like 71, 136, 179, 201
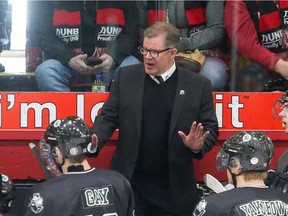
268, 91, 288, 191
273, 91, 288, 134
24, 116, 135, 216
0, 173, 15, 216
193, 131, 288, 216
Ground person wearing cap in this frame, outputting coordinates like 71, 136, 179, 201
24, 116, 135, 216
193, 131, 288, 216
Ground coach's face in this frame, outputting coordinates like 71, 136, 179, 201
142, 34, 177, 76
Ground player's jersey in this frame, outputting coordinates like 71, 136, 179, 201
24, 168, 135, 216
193, 187, 288, 216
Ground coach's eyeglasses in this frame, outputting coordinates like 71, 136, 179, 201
139, 46, 172, 58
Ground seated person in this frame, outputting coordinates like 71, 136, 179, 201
30, 1, 140, 91
0, 173, 16, 216
24, 116, 135, 216
193, 131, 288, 215
225, 1, 288, 87
137, 0, 229, 91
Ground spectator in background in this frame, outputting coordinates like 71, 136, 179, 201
193, 131, 288, 216
137, 0, 228, 91
225, 0, 288, 89
24, 116, 135, 216
31, 1, 140, 92
0, 173, 15, 216
0, 0, 12, 73
90, 22, 219, 215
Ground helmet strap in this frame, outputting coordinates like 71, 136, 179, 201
59, 157, 65, 167
53, 156, 64, 173
228, 167, 242, 188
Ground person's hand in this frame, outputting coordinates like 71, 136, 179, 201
67, 53, 114, 75
178, 121, 210, 152
68, 54, 88, 73
265, 170, 288, 193
275, 59, 288, 79
94, 53, 114, 72
87, 134, 98, 154
67, 54, 98, 74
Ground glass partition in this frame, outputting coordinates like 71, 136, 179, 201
0, 0, 285, 92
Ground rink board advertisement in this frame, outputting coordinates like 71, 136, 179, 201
0, 92, 286, 180
0, 92, 284, 135
0, 92, 109, 135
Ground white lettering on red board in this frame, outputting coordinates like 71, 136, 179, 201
0, 93, 245, 129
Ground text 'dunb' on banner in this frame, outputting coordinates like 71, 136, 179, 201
0, 92, 285, 139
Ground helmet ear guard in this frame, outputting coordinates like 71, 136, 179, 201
39, 139, 62, 176
51, 146, 58, 158
228, 156, 241, 169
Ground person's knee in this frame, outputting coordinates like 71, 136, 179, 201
35, 62, 45, 77
35, 59, 72, 91
35, 59, 58, 78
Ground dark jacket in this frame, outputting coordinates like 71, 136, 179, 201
91, 63, 219, 212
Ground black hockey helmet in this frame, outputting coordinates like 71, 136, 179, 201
42, 116, 91, 158
273, 91, 288, 122
0, 173, 15, 213
216, 131, 274, 172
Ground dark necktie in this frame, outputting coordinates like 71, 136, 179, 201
155, 76, 164, 83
